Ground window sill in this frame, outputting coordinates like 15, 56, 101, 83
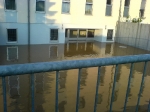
61, 12, 70, 15
85, 14, 93, 16
6, 42, 17, 44
105, 15, 112, 17
5, 10, 17, 12
36, 11, 46, 14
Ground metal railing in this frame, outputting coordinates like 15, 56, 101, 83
0, 54, 150, 112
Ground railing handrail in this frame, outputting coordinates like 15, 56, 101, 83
0, 54, 150, 76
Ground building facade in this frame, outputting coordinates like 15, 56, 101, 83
0, 0, 149, 45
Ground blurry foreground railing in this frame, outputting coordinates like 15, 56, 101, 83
0, 54, 150, 112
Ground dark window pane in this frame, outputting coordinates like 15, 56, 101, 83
107, 29, 113, 40
107, 0, 111, 5
50, 29, 58, 40
79, 30, 86, 37
65, 29, 68, 38
7, 29, 17, 42
36, 1, 45, 11
5, 0, 16, 10
87, 29, 94, 38
140, 9, 145, 17
125, 0, 130, 6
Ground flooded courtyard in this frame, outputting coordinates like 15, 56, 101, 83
0, 41, 150, 112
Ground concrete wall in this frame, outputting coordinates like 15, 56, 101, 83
116, 22, 150, 51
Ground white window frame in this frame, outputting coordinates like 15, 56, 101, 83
85, 1, 93, 15
4, 0, 17, 11
50, 28, 59, 43
105, 0, 113, 16
7, 46, 18, 61
36, 0, 46, 12
6, 28, 18, 43
62, 0, 70, 14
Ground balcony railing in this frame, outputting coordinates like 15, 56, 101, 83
0, 54, 150, 112
105, 5, 112, 16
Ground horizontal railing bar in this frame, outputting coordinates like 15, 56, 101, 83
0, 54, 150, 76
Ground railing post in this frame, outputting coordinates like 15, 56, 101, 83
76, 68, 82, 112
109, 64, 119, 112
2, 77, 7, 112
55, 71, 59, 112
135, 62, 148, 112
94, 66, 101, 112
123, 63, 134, 112
148, 99, 150, 112
31, 74, 35, 112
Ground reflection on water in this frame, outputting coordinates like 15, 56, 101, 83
0, 42, 150, 112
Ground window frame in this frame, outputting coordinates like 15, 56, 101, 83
50, 29, 59, 42
62, 0, 70, 14
7, 28, 18, 43
4, 0, 17, 11
36, 0, 46, 12
85, 0, 93, 15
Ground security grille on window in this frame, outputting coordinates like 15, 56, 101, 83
7, 29, 17, 42
107, 29, 113, 40
5, 0, 16, 10
85, 0, 93, 15
62, 0, 70, 13
106, 0, 112, 16
36, 0, 45, 11
50, 29, 58, 40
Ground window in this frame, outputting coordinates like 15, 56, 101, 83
124, 0, 130, 6
87, 29, 94, 38
50, 29, 58, 40
5, 0, 16, 10
7, 29, 17, 42
123, 0, 130, 17
65, 29, 69, 38
79, 30, 86, 37
106, 0, 112, 16
62, 0, 70, 13
107, 29, 113, 40
70, 29, 78, 38
85, 0, 93, 15
36, 0, 45, 12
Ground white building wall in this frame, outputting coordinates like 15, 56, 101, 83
0, 0, 149, 45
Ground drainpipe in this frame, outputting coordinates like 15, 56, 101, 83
28, 0, 31, 63
28, 0, 30, 45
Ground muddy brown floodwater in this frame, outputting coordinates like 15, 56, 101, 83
0, 42, 150, 112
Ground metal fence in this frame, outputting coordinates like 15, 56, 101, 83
0, 54, 150, 112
